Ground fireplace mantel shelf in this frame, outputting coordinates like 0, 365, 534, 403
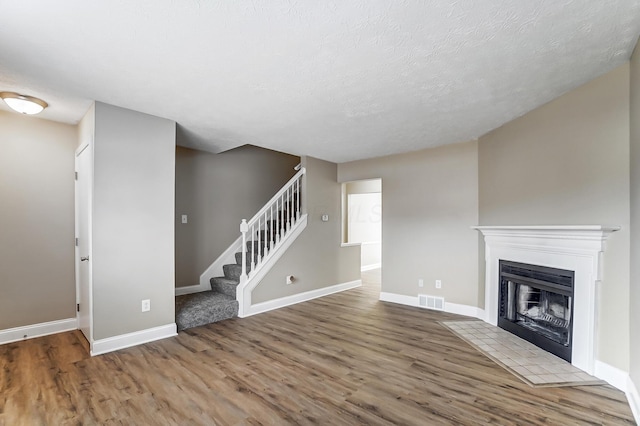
472, 226, 621, 244
472, 225, 621, 232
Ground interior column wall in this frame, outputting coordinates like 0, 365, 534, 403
92, 102, 176, 340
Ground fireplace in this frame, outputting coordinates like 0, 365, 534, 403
498, 260, 574, 362
473, 225, 619, 376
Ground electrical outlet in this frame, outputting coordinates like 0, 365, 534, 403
435, 280, 442, 289
418, 278, 424, 287
141, 299, 150, 312
181, 215, 188, 224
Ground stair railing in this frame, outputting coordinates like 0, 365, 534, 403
240, 167, 305, 282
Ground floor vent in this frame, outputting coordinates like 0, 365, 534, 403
418, 294, 445, 311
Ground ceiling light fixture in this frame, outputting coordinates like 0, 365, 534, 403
0, 91, 48, 115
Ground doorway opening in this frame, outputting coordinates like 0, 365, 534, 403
341, 179, 382, 273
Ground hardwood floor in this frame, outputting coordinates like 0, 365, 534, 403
1, 269, 635, 425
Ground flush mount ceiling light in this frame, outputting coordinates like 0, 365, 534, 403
0, 91, 48, 115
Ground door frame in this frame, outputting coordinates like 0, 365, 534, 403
75, 142, 93, 345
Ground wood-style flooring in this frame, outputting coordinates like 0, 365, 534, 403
1, 269, 635, 425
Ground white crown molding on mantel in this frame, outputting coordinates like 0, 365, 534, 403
473, 225, 621, 238
473, 225, 620, 379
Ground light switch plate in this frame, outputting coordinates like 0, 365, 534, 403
181, 215, 188, 224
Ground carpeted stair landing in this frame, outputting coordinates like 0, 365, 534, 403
174, 266, 246, 330
175, 291, 238, 331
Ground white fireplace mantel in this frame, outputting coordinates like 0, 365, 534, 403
473, 225, 620, 376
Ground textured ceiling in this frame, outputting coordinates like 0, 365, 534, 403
1, 1, 640, 163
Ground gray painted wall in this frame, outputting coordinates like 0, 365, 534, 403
630, 42, 640, 390
478, 64, 631, 372
0, 111, 77, 329
252, 156, 361, 304
91, 102, 176, 340
338, 141, 480, 307
175, 145, 299, 288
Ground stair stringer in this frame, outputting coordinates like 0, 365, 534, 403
237, 214, 307, 318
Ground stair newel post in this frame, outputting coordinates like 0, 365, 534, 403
240, 219, 249, 281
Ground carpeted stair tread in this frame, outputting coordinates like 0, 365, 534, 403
175, 291, 238, 331
212, 276, 239, 286
246, 240, 266, 255
211, 276, 240, 298
235, 251, 258, 265
223, 264, 243, 280
258, 229, 284, 243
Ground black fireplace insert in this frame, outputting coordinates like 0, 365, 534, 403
498, 260, 574, 362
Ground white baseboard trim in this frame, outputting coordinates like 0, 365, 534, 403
594, 360, 628, 391
175, 284, 208, 296
379, 292, 483, 319
627, 377, 640, 425
379, 292, 418, 307
0, 318, 78, 345
444, 302, 485, 319
91, 323, 177, 356
361, 263, 381, 272
242, 279, 362, 318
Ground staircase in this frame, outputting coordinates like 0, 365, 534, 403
175, 168, 305, 331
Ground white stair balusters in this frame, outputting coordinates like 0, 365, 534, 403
239, 167, 305, 283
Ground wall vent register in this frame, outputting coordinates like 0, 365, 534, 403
419, 294, 444, 311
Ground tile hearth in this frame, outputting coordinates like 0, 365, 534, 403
442, 320, 604, 387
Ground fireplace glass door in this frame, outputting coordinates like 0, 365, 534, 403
498, 261, 574, 362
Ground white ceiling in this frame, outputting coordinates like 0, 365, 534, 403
1, 1, 639, 163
